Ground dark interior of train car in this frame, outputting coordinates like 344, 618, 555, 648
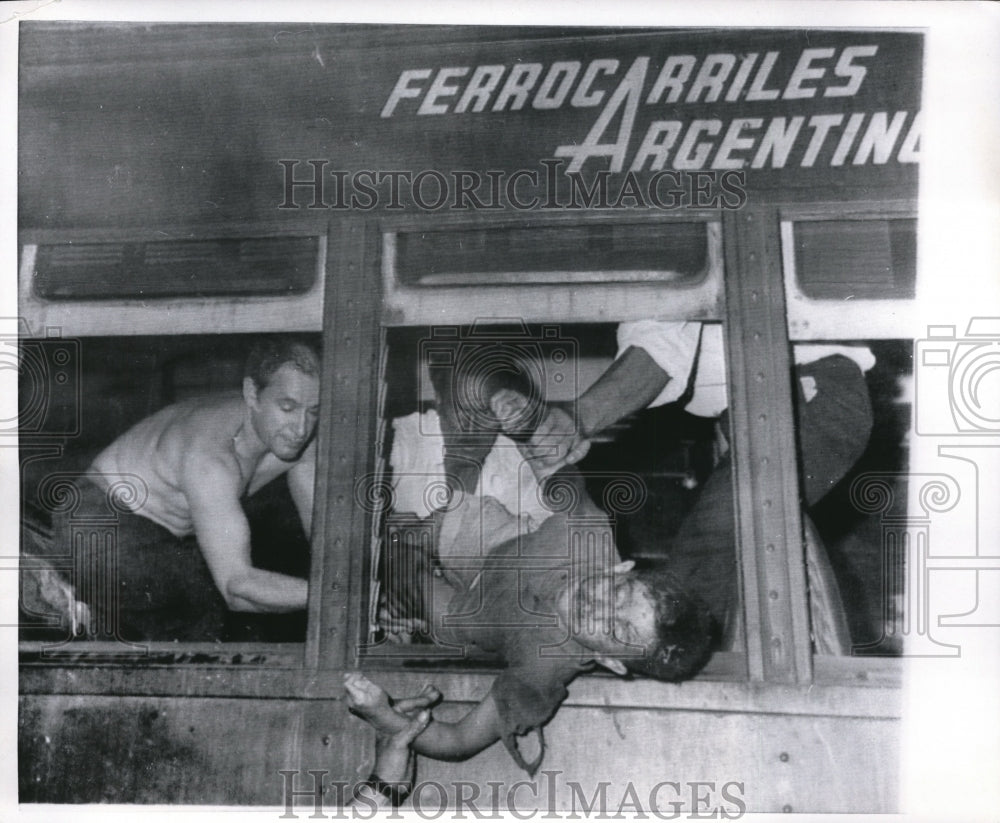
366, 323, 912, 657
18, 323, 912, 654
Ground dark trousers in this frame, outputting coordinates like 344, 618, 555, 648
46, 477, 228, 642
665, 354, 874, 625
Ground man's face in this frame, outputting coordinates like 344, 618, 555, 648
246, 363, 320, 460
574, 571, 658, 657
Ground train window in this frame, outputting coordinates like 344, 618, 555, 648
18, 333, 316, 665
780, 211, 917, 342
791, 219, 916, 301
380, 218, 724, 327
359, 316, 746, 680
394, 222, 712, 286
780, 209, 915, 662
788, 340, 913, 658
32, 235, 320, 300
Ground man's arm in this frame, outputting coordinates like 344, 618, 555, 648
575, 345, 671, 436
287, 442, 316, 539
525, 346, 670, 476
183, 455, 308, 613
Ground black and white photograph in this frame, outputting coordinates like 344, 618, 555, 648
4, 2, 999, 820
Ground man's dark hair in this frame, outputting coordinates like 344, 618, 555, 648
624, 567, 715, 682
244, 335, 321, 389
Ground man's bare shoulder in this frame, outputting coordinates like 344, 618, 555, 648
114, 393, 245, 486
161, 394, 248, 477
159, 393, 246, 450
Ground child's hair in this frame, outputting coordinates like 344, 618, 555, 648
624, 567, 716, 682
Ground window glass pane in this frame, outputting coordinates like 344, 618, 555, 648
18, 333, 318, 654
394, 222, 711, 286
793, 219, 916, 300
363, 320, 742, 682
789, 340, 912, 656
33, 236, 319, 300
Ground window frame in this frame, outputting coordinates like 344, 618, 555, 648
18, 222, 327, 337
19, 207, 903, 708
780, 201, 918, 341
16, 220, 327, 696
780, 202, 916, 686
342, 206, 903, 697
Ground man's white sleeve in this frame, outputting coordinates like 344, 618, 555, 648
616, 320, 728, 417
616, 320, 702, 409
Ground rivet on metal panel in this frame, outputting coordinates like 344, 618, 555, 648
337, 495, 345, 504
765, 543, 775, 553
782, 804, 792, 813
758, 413, 767, 422
753, 331, 761, 341
322, 735, 332, 746
334, 537, 344, 547
769, 590, 779, 601
763, 499, 772, 509
771, 637, 782, 649
755, 372, 765, 382
779, 752, 790, 762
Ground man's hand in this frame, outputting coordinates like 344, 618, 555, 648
489, 389, 590, 479
344, 673, 439, 807
369, 709, 431, 790
20, 556, 92, 637
523, 404, 591, 478
344, 672, 504, 763
344, 672, 441, 736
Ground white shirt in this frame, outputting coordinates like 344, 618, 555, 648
617, 320, 876, 418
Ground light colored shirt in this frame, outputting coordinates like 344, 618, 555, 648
617, 320, 876, 418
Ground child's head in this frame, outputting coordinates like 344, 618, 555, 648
577, 563, 715, 682
624, 567, 715, 681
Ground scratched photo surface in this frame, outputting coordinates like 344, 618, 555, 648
6, 4, 999, 822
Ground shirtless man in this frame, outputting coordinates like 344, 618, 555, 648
52, 335, 320, 641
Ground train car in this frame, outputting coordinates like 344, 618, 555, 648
12, 15, 998, 816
